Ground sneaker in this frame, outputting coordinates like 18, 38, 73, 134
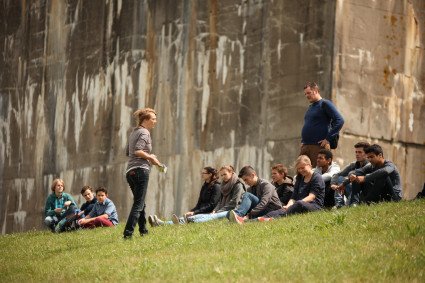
123, 234, 132, 240
257, 217, 272, 222
140, 229, 148, 236
172, 214, 180, 225
229, 210, 244, 225
153, 215, 164, 226
148, 215, 157, 227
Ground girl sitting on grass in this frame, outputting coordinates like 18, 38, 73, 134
182, 165, 245, 224
149, 166, 221, 226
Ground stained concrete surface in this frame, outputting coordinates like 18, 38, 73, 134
0, 0, 423, 233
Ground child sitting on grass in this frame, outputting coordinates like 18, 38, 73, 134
77, 185, 98, 218
44, 178, 77, 232
78, 187, 118, 228
55, 185, 98, 232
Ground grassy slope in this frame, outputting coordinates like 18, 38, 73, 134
0, 200, 424, 282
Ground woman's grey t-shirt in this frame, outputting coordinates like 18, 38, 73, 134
126, 127, 152, 172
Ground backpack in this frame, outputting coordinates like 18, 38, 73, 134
320, 100, 340, 149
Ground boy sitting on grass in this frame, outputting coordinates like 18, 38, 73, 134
78, 187, 118, 228
44, 178, 77, 232
78, 185, 98, 218
55, 185, 99, 232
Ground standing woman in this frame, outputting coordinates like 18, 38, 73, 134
123, 108, 162, 239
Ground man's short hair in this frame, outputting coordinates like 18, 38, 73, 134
354, 141, 370, 149
80, 185, 93, 195
238, 166, 256, 178
95, 187, 108, 195
318, 149, 333, 160
304, 82, 320, 92
271, 164, 288, 177
364, 144, 384, 156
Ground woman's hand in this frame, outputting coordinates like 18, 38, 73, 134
149, 154, 161, 166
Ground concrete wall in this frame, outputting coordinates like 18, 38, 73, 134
332, 0, 425, 200
0, 0, 423, 234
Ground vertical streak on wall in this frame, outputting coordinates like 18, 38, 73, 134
1, 0, 424, 233
258, 1, 271, 175
174, 0, 190, 214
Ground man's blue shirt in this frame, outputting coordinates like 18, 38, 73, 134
301, 99, 344, 144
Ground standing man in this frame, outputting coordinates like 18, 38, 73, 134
330, 141, 370, 207
349, 144, 402, 203
300, 82, 344, 167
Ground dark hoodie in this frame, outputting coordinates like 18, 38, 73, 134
273, 176, 294, 205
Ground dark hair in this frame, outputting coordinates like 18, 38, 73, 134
364, 144, 384, 156
354, 141, 370, 150
203, 166, 218, 182
318, 149, 333, 160
95, 187, 108, 195
238, 166, 256, 178
80, 185, 93, 195
271, 164, 288, 177
303, 82, 320, 92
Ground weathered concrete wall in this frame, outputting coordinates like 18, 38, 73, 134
332, 0, 425, 200
0, 0, 423, 234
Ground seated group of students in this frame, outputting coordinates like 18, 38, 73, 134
44, 183, 118, 232
148, 142, 403, 226
44, 142, 402, 232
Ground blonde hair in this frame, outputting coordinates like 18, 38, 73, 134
51, 178, 65, 192
133, 108, 156, 126
219, 165, 235, 173
295, 155, 312, 167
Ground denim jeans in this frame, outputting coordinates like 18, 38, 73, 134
187, 211, 229, 223
233, 192, 260, 217
162, 219, 180, 225
124, 168, 150, 237
44, 216, 58, 231
334, 176, 354, 207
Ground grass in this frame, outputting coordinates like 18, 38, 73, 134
0, 200, 424, 282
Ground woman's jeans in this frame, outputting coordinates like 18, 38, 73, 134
124, 168, 150, 237
187, 211, 229, 223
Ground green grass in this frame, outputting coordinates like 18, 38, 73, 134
1, 200, 424, 282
